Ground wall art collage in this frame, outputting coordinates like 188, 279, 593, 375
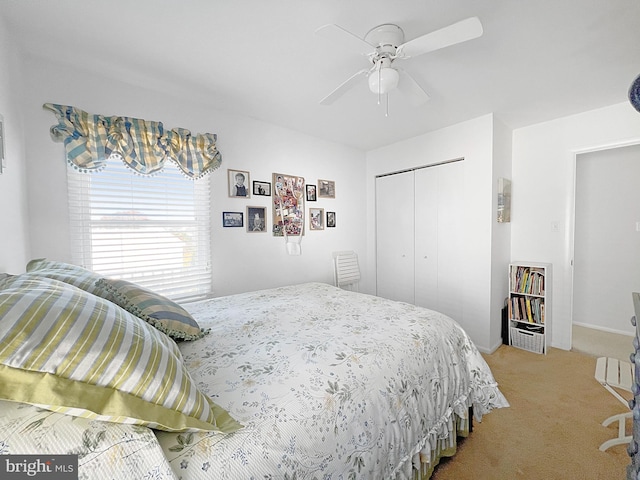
223, 169, 336, 234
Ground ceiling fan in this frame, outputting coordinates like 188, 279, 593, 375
315, 17, 483, 109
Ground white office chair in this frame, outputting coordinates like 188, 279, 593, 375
332, 251, 360, 291
594, 356, 633, 451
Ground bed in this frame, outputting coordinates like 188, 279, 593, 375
0, 260, 508, 479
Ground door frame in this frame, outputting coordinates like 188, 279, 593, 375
567, 138, 640, 347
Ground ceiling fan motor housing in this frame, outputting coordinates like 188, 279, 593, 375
364, 24, 405, 53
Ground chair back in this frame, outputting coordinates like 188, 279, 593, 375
332, 251, 360, 291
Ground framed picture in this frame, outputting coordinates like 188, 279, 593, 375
253, 180, 271, 196
247, 206, 267, 232
318, 179, 335, 198
497, 177, 511, 223
228, 169, 251, 198
306, 184, 317, 202
309, 207, 324, 230
326, 211, 336, 228
222, 211, 243, 227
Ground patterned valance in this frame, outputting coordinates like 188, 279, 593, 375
43, 103, 222, 179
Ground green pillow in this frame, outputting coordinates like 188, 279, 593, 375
25, 258, 103, 294
0, 274, 241, 433
94, 278, 207, 341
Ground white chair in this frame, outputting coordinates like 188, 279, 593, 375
594, 356, 633, 451
332, 251, 360, 291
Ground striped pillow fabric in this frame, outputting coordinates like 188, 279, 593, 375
0, 274, 241, 433
25, 258, 103, 294
94, 278, 207, 341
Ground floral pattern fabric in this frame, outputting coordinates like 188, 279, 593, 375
156, 283, 508, 479
0, 399, 176, 480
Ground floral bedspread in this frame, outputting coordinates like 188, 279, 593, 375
156, 282, 508, 479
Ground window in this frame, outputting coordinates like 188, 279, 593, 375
67, 157, 212, 301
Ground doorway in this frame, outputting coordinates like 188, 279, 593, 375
571, 143, 640, 347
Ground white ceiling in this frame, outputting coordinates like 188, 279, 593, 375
2, 0, 640, 151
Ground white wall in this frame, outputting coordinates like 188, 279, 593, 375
511, 102, 640, 350
0, 14, 30, 273
17, 54, 367, 296
365, 115, 500, 352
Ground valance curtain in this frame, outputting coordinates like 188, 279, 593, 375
43, 103, 222, 179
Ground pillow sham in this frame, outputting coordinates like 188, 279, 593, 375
0, 399, 176, 479
0, 274, 241, 433
25, 258, 103, 294
94, 278, 207, 341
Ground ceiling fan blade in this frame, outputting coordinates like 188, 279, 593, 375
396, 68, 430, 106
398, 17, 483, 58
315, 24, 374, 57
319, 68, 370, 105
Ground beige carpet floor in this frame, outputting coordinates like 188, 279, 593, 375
572, 324, 634, 363
430, 345, 630, 480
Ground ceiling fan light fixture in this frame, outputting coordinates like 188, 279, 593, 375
368, 67, 399, 94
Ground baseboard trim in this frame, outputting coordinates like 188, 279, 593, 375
573, 321, 634, 338
478, 338, 505, 354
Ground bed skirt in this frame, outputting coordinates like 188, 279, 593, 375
413, 410, 472, 480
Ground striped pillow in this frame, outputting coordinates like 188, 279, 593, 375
0, 275, 241, 433
94, 278, 206, 341
25, 258, 102, 294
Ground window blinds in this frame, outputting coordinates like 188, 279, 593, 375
67, 157, 212, 301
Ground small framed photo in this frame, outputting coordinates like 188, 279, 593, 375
222, 211, 243, 227
306, 184, 317, 202
228, 169, 251, 198
309, 207, 324, 230
318, 179, 335, 198
253, 180, 271, 196
497, 177, 511, 223
326, 211, 336, 228
247, 206, 267, 232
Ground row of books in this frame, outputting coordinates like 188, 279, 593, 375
510, 266, 545, 296
509, 295, 545, 324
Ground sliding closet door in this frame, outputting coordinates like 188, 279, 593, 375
414, 161, 464, 321
414, 167, 438, 309
434, 161, 464, 321
375, 171, 415, 303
